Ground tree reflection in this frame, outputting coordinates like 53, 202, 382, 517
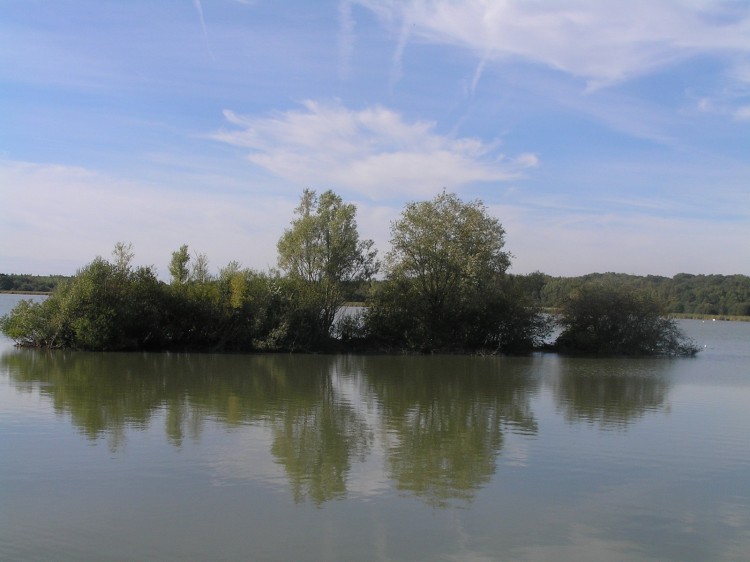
363, 355, 539, 507
0, 350, 373, 504
2, 349, 166, 450
268, 358, 372, 504
552, 357, 670, 429
2, 350, 541, 506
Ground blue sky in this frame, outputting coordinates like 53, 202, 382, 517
2, 0, 749, 277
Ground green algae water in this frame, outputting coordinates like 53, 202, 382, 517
1, 294, 749, 561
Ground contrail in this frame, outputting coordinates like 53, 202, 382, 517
389, 18, 412, 92
193, 0, 215, 61
338, 0, 355, 80
470, 55, 488, 98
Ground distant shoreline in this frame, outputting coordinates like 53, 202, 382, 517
0, 290, 52, 296
541, 307, 750, 323
670, 312, 750, 322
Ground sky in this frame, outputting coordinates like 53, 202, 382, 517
2, 0, 749, 278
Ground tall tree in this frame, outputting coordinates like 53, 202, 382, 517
277, 189, 379, 344
191, 252, 211, 284
368, 191, 544, 352
112, 241, 135, 275
168, 244, 190, 285
387, 190, 510, 303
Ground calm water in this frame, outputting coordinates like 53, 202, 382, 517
1, 295, 749, 561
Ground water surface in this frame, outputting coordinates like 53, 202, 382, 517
1, 295, 749, 561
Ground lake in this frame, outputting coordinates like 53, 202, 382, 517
1, 293, 749, 561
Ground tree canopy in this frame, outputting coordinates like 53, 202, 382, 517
0, 273, 68, 293
366, 191, 547, 352
277, 189, 378, 347
386, 191, 510, 301
515, 271, 750, 317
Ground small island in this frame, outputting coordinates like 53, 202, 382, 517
1, 191, 701, 356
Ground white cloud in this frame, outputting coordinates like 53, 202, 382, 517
0, 160, 291, 276
354, 0, 750, 88
212, 101, 536, 198
500, 204, 750, 276
734, 106, 750, 120
2, 157, 747, 278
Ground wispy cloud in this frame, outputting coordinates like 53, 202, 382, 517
354, 0, 750, 89
469, 55, 488, 98
193, 0, 215, 61
692, 61, 750, 121
389, 16, 413, 91
338, 1, 356, 80
0, 160, 288, 275
212, 101, 537, 198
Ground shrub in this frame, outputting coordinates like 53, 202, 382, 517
555, 283, 699, 356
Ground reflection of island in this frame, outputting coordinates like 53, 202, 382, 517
551, 357, 670, 429
2, 350, 540, 507
3, 349, 169, 449
1, 350, 373, 504
363, 356, 539, 507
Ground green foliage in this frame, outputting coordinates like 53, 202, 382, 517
1, 250, 169, 350
0, 273, 69, 293
366, 192, 547, 353
0, 298, 61, 347
277, 189, 379, 348
555, 283, 699, 356
1, 245, 300, 352
168, 244, 190, 285
386, 191, 510, 295
517, 271, 750, 317
8, 193, 733, 357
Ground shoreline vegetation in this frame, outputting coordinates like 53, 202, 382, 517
2, 191, 737, 356
4, 276, 749, 319
670, 312, 750, 322
0, 290, 54, 296
2, 295, 749, 323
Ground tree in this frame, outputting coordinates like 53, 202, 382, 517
366, 191, 545, 352
191, 252, 211, 284
277, 189, 379, 346
387, 191, 510, 315
554, 283, 699, 355
1, 246, 170, 351
169, 244, 190, 285
112, 241, 135, 274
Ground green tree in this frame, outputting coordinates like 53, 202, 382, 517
168, 244, 190, 285
1, 245, 170, 350
0, 297, 62, 347
555, 283, 699, 355
366, 191, 544, 352
277, 189, 379, 347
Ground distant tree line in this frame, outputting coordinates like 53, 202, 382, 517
514, 271, 750, 317
1, 191, 699, 356
0, 273, 69, 293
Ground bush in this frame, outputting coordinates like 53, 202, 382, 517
364, 276, 549, 354
554, 283, 699, 356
